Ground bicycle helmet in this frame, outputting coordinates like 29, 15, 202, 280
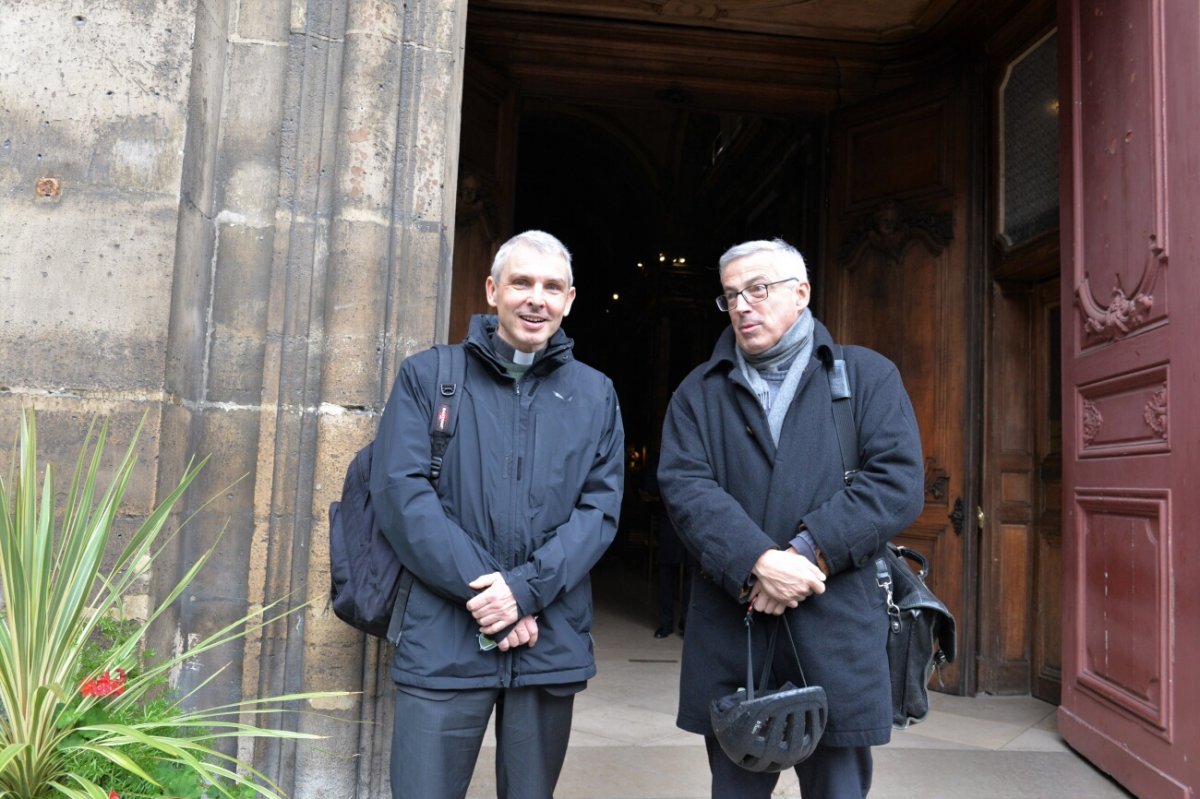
709, 611, 829, 772
710, 681, 827, 772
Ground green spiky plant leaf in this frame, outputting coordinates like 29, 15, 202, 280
0, 411, 350, 799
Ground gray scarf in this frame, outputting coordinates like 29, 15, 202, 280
735, 309, 814, 445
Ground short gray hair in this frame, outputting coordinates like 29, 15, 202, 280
718, 238, 808, 283
491, 230, 574, 285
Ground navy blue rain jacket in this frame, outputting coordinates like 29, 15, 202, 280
658, 319, 924, 747
370, 315, 625, 689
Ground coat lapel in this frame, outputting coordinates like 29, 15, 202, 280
707, 329, 778, 464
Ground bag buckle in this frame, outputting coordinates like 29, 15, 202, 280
875, 561, 902, 633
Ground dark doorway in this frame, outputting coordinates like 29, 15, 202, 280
509, 104, 820, 573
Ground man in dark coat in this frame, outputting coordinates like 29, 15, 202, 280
370, 230, 625, 799
657, 238, 924, 798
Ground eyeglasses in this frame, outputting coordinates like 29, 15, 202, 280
715, 278, 799, 312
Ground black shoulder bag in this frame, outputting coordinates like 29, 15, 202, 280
822, 343, 957, 729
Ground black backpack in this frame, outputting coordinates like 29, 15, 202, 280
328, 344, 467, 641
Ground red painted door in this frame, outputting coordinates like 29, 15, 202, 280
1059, 2, 1200, 795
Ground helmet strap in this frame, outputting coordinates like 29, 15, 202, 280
743, 609, 811, 702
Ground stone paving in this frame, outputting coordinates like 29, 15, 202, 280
463, 559, 1133, 798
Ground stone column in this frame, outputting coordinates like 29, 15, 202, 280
243, 0, 468, 796
157, 0, 466, 795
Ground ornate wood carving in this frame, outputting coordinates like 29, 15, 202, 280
1080, 283, 1152, 338
924, 456, 950, 502
1076, 276, 1158, 343
456, 167, 501, 240
948, 497, 965, 536
1077, 366, 1170, 457
1082, 400, 1102, 446
1143, 383, 1168, 440
837, 199, 954, 267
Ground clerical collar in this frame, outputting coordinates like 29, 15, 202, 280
491, 334, 539, 366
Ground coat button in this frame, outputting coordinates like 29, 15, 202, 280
746, 425, 754, 436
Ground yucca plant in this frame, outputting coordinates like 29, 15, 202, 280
0, 411, 347, 799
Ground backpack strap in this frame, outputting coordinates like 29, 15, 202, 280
821, 343, 859, 484
387, 343, 467, 646
429, 343, 467, 485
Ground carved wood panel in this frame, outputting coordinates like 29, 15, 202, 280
1071, 0, 1169, 349
828, 85, 972, 693
1076, 366, 1169, 455
1073, 490, 1172, 737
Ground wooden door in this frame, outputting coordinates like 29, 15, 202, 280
1059, 1, 1200, 794
449, 54, 517, 344
980, 266, 1062, 702
826, 77, 976, 694
980, 274, 1065, 702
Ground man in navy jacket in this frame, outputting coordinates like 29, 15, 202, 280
370, 230, 625, 799
658, 238, 924, 798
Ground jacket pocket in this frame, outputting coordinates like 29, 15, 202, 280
394, 579, 492, 682
526, 401, 598, 511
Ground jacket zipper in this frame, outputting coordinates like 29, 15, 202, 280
501, 377, 523, 688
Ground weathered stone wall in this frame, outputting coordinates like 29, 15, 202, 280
0, 0, 467, 795
0, 0, 199, 502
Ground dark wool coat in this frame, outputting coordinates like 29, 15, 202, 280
370, 315, 625, 690
657, 319, 924, 747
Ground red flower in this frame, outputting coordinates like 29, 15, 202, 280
109, 791, 120, 799
81, 669, 127, 698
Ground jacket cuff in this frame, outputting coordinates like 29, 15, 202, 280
503, 569, 535, 618
791, 524, 829, 576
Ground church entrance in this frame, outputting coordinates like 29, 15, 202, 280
449, 0, 1064, 703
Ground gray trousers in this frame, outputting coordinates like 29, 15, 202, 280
391, 684, 577, 799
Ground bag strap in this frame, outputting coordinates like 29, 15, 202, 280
429, 343, 467, 485
823, 343, 906, 630
822, 343, 859, 484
